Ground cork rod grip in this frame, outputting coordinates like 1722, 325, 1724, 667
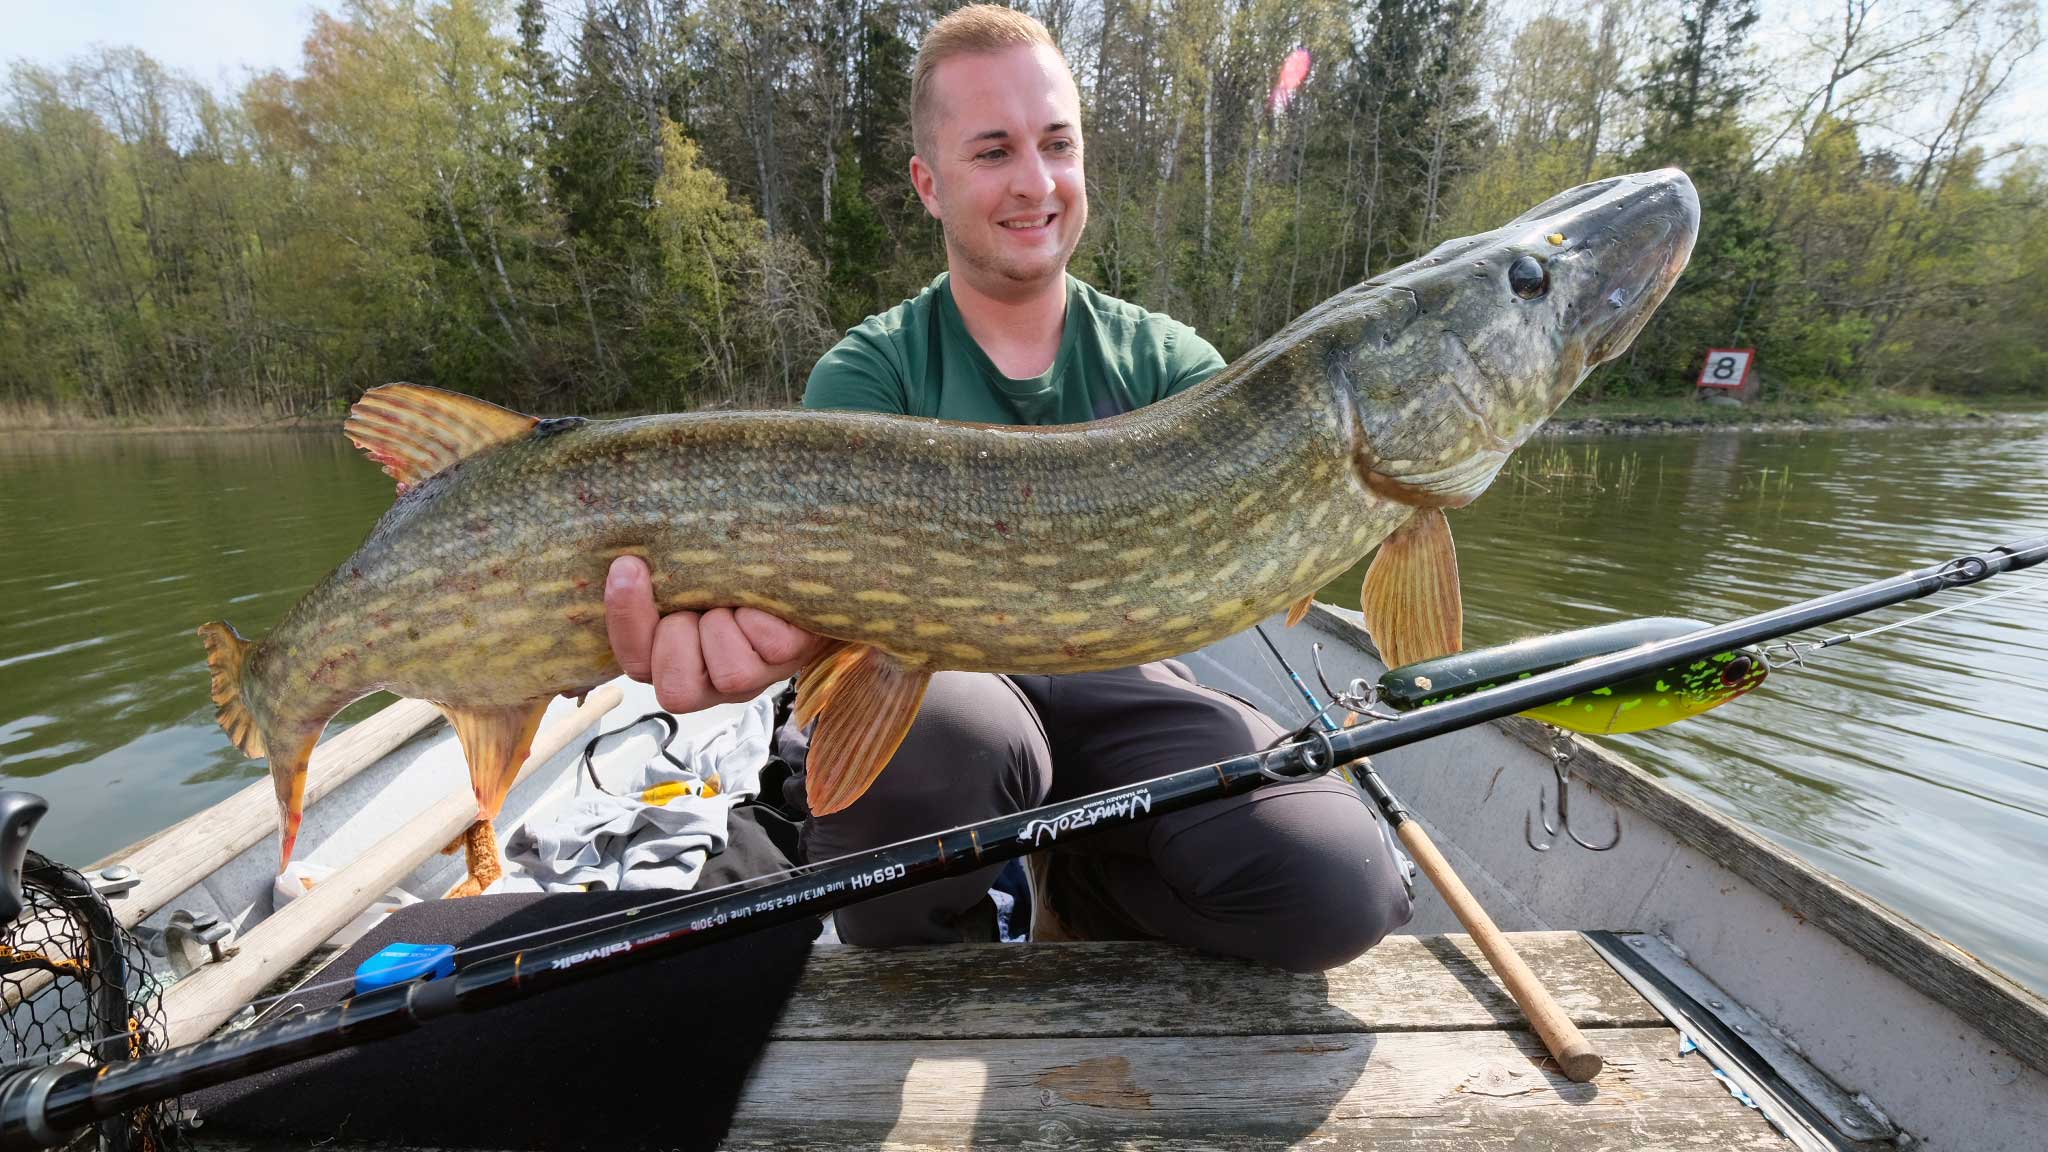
1393, 818, 1604, 1083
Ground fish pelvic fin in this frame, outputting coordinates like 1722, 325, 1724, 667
197, 621, 265, 758
269, 732, 319, 872
436, 700, 553, 822
1360, 508, 1464, 669
345, 384, 538, 493
1285, 595, 1315, 628
793, 644, 931, 817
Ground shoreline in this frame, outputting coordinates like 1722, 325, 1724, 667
6, 399, 2045, 439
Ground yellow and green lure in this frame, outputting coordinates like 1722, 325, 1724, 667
1378, 617, 1769, 736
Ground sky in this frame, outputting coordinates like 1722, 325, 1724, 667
8, 0, 2044, 159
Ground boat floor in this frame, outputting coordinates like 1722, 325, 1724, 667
717, 930, 1798, 1150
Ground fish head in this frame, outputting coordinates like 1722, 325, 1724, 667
1335, 169, 1699, 507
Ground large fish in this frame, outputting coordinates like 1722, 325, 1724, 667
200, 170, 1699, 892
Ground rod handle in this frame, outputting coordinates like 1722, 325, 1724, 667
1393, 818, 1603, 1083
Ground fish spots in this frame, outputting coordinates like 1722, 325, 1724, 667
1066, 577, 1109, 592
1205, 540, 1234, 558
1292, 554, 1320, 582
1186, 507, 1216, 527
479, 581, 521, 599
1019, 555, 1060, 567
1209, 601, 1243, 620
1252, 513, 1280, 535
988, 581, 1037, 596
861, 620, 898, 633
868, 535, 907, 549
1255, 558, 1282, 582
740, 564, 778, 579
813, 613, 854, 627
1101, 594, 1130, 608
854, 589, 910, 605
788, 580, 836, 597
1163, 614, 1196, 630
741, 532, 777, 546
734, 592, 795, 615
1123, 605, 1160, 622
1306, 502, 1332, 529
998, 633, 1046, 648
673, 550, 720, 565
1077, 541, 1112, 552
933, 596, 986, 609
983, 611, 1016, 627
929, 551, 975, 567
1045, 610, 1092, 626
945, 643, 987, 660
886, 564, 917, 577
993, 520, 1012, 537
1118, 547, 1157, 564
1157, 571, 1198, 588
1351, 526, 1372, 545
1211, 560, 1244, 582
1234, 492, 1262, 513
804, 550, 854, 564
913, 621, 954, 637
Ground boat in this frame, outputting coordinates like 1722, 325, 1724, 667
10, 602, 2048, 1151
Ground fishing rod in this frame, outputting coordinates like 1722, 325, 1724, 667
0, 533, 2041, 1149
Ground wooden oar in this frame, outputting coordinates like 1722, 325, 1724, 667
162, 685, 622, 1047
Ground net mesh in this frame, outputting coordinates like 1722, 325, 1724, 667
0, 852, 176, 1151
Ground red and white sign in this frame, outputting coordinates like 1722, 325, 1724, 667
1697, 348, 1754, 389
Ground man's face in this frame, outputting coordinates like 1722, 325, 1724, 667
911, 43, 1087, 298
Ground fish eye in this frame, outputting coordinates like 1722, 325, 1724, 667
1508, 255, 1549, 300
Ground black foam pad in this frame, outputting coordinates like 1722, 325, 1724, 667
189, 806, 818, 1150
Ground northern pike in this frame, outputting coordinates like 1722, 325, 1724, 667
200, 170, 1700, 892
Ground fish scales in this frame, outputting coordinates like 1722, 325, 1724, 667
256, 358, 1387, 726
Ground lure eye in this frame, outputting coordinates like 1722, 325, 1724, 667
1719, 656, 1755, 687
1508, 255, 1549, 300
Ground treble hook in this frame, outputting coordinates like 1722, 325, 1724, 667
1525, 736, 1621, 852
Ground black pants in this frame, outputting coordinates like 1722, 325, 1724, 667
790, 661, 1413, 973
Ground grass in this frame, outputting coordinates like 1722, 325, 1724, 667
1544, 390, 2044, 431
0, 395, 340, 433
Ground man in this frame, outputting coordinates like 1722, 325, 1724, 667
602, 5, 1411, 970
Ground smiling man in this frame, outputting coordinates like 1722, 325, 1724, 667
601, 4, 1413, 967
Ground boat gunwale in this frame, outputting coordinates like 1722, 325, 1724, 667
1302, 601, 2048, 1079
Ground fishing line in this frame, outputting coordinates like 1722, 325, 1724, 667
1763, 573, 2048, 669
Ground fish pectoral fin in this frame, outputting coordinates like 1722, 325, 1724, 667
436, 700, 553, 822
1359, 507, 1464, 669
345, 384, 539, 492
793, 644, 931, 817
1285, 595, 1315, 628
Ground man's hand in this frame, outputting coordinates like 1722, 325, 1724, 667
602, 556, 828, 713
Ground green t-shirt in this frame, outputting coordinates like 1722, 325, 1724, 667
801, 273, 1225, 424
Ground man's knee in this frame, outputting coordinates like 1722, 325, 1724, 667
1156, 779, 1414, 972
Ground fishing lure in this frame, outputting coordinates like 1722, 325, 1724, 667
1378, 617, 1768, 735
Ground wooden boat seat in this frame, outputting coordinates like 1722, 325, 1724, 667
724, 932, 1798, 1150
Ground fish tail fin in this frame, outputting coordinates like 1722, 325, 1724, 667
198, 621, 265, 758
198, 620, 320, 871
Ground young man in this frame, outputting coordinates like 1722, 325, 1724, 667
602, 5, 1411, 970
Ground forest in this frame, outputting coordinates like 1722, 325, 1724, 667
0, 0, 2042, 422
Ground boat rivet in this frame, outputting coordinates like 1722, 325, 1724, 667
100, 865, 134, 881
1733, 1024, 1748, 1034
1708, 999, 1724, 1009
1630, 938, 1647, 948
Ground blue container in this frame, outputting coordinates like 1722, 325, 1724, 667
352, 942, 457, 996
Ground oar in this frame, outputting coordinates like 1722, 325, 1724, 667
1253, 625, 1604, 1082
0, 534, 2039, 1150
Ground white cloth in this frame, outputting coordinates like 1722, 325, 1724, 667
501, 686, 781, 893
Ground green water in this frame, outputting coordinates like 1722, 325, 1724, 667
2, 423, 2045, 996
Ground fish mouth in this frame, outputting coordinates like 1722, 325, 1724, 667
1571, 171, 1699, 365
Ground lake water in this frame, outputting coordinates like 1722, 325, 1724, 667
2, 422, 2045, 995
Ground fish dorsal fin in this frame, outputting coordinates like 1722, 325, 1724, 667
793, 643, 931, 816
345, 384, 537, 492
1360, 507, 1464, 669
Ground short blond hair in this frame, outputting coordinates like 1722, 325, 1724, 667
911, 5, 1062, 158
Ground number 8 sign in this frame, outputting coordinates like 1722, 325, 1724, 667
1698, 347, 1754, 389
